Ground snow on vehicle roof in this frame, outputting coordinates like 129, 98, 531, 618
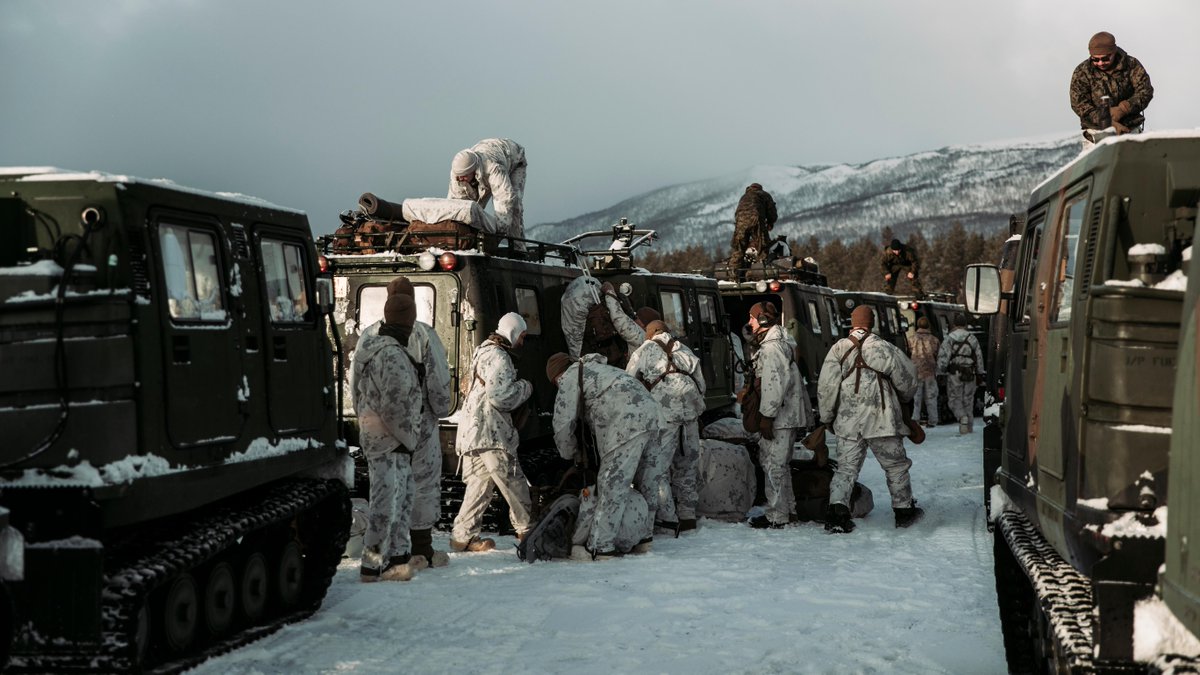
1033, 130, 1200, 195
6, 167, 304, 215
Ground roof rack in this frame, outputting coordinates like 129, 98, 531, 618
558, 219, 657, 270
316, 210, 581, 266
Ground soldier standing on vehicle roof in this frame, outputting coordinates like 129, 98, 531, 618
447, 138, 528, 247
383, 277, 452, 567
818, 305, 923, 533
729, 183, 778, 279
1070, 31, 1153, 151
746, 301, 807, 529
547, 352, 661, 558
626, 319, 706, 535
937, 313, 985, 436
908, 316, 941, 428
881, 238, 924, 298
350, 294, 428, 581
450, 313, 536, 552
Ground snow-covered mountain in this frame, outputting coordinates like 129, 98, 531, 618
529, 134, 1079, 252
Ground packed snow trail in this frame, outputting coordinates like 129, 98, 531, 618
190, 424, 1006, 674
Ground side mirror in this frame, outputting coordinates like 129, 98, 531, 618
963, 264, 1002, 315
315, 277, 335, 315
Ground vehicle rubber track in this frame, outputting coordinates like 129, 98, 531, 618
10, 478, 349, 674
996, 510, 1096, 673
1152, 653, 1200, 674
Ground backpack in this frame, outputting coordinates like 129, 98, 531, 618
581, 301, 628, 368
948, 338, 977, 382
837, 334, 924, 444
516, 493, 580, 562
638, 338, 685, 391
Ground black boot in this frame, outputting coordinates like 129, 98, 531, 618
748, 515, 785, 529
894, 504, 926, 529
410, 528, 450, 567
678, 518, 697, 534
654, 519, 681, 538
824, 504, 855, 534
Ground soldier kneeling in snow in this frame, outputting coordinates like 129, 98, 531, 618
547, 353, 661, 559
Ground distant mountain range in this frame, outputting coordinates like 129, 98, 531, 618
528, 134, 1079, 252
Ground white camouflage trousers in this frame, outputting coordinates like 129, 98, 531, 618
362, 451, 414, 572
655, 421, 701, 522
946, 377, 976, 425
760, 428, 797, 525
830, 435, 914, 509
577, 431, 653, 553
410, 415, 441, 530
635, 425, 675, 524
507, 163, 527, 243
913, 376, 939, 426
451, 448, 533, 542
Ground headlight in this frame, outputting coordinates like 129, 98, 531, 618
417, 251, 437, 271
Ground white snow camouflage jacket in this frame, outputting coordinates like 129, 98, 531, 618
818, 329, 918, 440
752, 325, 807, 429
937, 328, 985, 376
446, 138, 525, 234
625, 332, 706, 423
552, 354, 661, 462
350, 329, 423, 458
454, 339, 531, 456
360, 320, 452, 422
560, 277, 643, 359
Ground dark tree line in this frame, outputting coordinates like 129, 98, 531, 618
634, 222, 1010, 300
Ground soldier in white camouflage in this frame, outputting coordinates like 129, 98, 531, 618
450, 313, 535, 552
625, 319, 707, 534
937, 313, 985, 435
1069, 32, 1153, 150
818, 305, 923, 532
728, 183, 778, 276
559, 276, 643, 367
746, 301, 808, 529
382, 277, 452, 567
447, 138, 528, 245
547, 352, 662, 557
350, 293, 427, 581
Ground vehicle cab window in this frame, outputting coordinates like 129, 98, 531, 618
807, 300, 822, 335
659, 289, 686, 335
515, 286, 541, 335
698, 293, 719, 336
1052, 193, 1088, 324
159, 222, 226, 323
261, 238, 311, 324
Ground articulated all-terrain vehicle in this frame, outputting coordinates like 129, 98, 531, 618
965, 133, 1199, 671
834, 290, 909, 354
321, 217, 734, 527
0, 169, 350, 671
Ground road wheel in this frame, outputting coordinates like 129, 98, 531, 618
203, 562, 236, 636
161, 574, 198, 653
276, 541, 303, 609
240, 552, 269, 622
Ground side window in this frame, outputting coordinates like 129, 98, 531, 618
1052, 194, 1088, 324
806, 300, 821, 335
698, 293, 719, 336
414, 285, 435, 326
888, 308, 901, 334
938, 315, 949, 335
515, 287, 541, 336
1017, 215, 1047, 326
871, 308, 882, 335
261, 238, 311, 324
358, 285, 387, 331
659, 290, 686, 335
159, 222, 226, 323
824, 298, 841, 337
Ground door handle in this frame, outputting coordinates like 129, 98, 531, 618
172, 335, 190, 364
273, 335, 288, 361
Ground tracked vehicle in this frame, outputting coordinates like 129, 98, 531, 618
0, 169, 350, 671
965, 133, 1199, 671
321, 215, 733, 527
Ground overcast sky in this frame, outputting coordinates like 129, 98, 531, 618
3, 1, 1197, 234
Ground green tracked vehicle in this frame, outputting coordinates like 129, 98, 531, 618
0, 168, 350, 671
965, 133, 1199, 672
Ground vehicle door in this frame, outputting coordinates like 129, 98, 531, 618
154, 215, 242, 447
696, 288, 730, 409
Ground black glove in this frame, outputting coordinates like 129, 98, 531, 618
759, 416, 776, 441
975, 374, 985, 387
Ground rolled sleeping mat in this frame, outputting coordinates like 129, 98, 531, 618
358, 192, 406, 221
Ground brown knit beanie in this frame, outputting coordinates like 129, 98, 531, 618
749, 301, 779, 326
645, 320, 669, 341
850, 305, 874, 329
635, 307, 661, 326
546, 352, 572, 385
383, 294, 417, 327
1088, 32, 1116, 55
387, 276, 414, 297
916, 316, 930, 330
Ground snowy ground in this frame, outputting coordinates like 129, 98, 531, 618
190, 424, 1006, 675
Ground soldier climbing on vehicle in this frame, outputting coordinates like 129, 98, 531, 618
447, 138, 528, 247
728, 183, 778, 280
937, 313, 984, 435
881, 238, 924, 298
560, 275, 642, 369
